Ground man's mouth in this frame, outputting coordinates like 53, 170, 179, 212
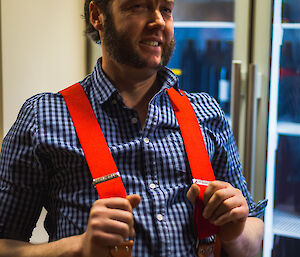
141, 41, 161, 47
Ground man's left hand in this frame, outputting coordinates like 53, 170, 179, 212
187, 181, 249, 242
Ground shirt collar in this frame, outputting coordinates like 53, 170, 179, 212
90, 58, 180, 104
157, 66, 179, 92
90, 58, 119, 105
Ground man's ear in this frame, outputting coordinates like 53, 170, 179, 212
89, 1, 104, 31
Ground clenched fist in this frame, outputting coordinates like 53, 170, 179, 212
187, 181, 249, 242
79, 194, 141, 257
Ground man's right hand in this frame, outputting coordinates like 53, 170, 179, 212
79, 194, 141, 257
0, 195, 140, 257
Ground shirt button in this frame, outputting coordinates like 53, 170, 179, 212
143, 137, 150, 144
131, 117, 138, 124
149, 183, 156, 189
156, 214, 163, 221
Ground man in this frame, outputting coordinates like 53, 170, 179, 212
0, 0, 267, 256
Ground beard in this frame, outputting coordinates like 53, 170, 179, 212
102, 12, 175, 69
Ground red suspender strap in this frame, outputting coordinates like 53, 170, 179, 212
59, 83, 127, 199
166, 87, 219, 239
60, 83, 217, 239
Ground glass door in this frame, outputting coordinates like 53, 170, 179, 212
168, 0, 255, 174
264, 0, 300, 256
168, 0, 235, 116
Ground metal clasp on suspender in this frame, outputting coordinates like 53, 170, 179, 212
92, 172, 121, 188
192, 179, 211, 186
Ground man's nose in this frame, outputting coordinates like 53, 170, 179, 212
148, 9, 165, 29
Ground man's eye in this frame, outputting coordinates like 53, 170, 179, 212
162, 7, 172, 16
132, 4, 147, 10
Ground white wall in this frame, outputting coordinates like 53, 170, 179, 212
0, 0, 86, 243
1, 0, 86, 135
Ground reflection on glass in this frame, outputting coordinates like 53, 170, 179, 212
275, 135, 300, 213
173, 0, 234, 22
278, 31, 300, 123
272, 236, 300, 256
282, 0, 300, 23
168, 28, 234, 114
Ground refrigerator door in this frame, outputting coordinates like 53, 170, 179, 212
168, 0, 255, 171
264, 0, 300, 256
168, 0, 236, 116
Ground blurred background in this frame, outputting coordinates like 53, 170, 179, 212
0, 0, 299, 256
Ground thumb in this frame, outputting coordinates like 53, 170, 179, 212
126, 194, 141, 209
186, 184, 200, 205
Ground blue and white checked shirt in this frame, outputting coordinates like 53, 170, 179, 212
0, 58, 267, 256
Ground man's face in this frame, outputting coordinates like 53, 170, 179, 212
101, 0, 175, 70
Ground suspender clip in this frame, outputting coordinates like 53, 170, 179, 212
192, 179, 211, 186
93, 172, 121, 188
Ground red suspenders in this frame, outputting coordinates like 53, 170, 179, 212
59, 83, 219, 242
60, 83, 126, 199
166, 87, 219, 239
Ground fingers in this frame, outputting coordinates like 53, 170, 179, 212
206, 196, 248, 226
98, 197, 134, 212
88, 195, 141, 246
127, 194, 141, 209
213, 206, 249, 226
81, 195, 141, 256
203, 180, 229, 205
202, 186, 236, 220
91, 205, 134, 229
202, 181, 249, 226
90, 204, 133, 238
186, 183, 200, 205
89, 218, 132, 245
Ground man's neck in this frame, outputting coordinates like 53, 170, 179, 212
102, 57, 161, 128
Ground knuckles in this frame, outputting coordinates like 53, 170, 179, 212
209, 180, 231, 191
90, 205, 107, 219
230, 208, 240, 220
222, 199, 233, 211
83, 198, 137, 253
89, 218, 105, 231
213, 190, 224, 201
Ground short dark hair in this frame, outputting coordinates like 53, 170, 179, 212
84, 0, 112, 43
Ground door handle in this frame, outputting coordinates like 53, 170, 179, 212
244, 63, 259, 193
230, 60, 242, 145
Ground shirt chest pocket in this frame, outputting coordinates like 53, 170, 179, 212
159, 131, 190, 180
159, 129, 215, 183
